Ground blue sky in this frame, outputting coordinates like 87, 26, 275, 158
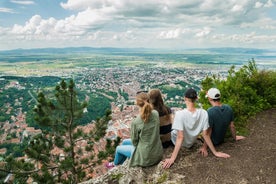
0, 0, 276, 50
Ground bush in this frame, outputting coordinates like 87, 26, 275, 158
199, 59, 276, 134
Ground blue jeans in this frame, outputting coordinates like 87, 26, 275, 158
114, 139, 135, 165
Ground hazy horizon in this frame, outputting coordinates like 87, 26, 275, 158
1, 46, 276, 53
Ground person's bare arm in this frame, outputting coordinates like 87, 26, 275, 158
202, 129, 230, 158
229, 121, 246, 141
163, 130, 184, 169
229, 121, 237, 141
199, 128, 211, 157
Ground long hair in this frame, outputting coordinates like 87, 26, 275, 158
136, 92, 153, 123
149, 89, 169, 116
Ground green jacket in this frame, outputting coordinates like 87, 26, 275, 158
129, 110, 163, 167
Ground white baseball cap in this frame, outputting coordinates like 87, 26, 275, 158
206, 88, 221, 99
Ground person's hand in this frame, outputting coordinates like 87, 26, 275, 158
198, 147, 208, 157
162, 158, 175, 169
236, 135, 246, 141
214, 151, 230, 158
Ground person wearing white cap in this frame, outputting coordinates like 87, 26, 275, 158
163, 88, 230, 169
199, 88, 245, 157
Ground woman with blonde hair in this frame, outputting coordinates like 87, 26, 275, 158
106, 92, 163, 168
149, 89, 173, 148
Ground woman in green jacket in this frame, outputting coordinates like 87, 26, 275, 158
106, 92, 163, 168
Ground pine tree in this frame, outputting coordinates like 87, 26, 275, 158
1, 79, 118, 184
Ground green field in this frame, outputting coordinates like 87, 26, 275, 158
1, 47, 275, 77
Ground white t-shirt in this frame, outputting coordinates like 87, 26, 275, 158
171, 108, 209, 148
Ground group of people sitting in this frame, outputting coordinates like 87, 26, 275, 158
105, 87, 245, 169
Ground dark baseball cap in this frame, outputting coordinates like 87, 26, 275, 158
184, 88, 197, 99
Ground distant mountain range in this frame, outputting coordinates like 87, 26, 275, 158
0, 47, 275, 55
0, 47, 155, 55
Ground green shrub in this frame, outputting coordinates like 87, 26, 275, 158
199, 59, 276, 134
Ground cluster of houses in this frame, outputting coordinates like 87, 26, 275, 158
0, 92, 140, 181
0, 64, 228, 182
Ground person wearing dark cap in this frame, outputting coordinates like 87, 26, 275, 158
199, 88, 246, 156
163, 88, 230, 169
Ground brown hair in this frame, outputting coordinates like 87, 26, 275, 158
136, 92, 153, 123
149, 89, 169, 115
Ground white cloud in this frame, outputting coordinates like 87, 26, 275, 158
112, 34, 119, 41
9, 7, 113, 38
0, 0, 276, 50
211, 31, 276, 45
255, 0, 274, 9
260, 24, 276, 30
255, 2, 264, 8
73, 7, 114, 27
240, 16, 276, 31
12, 15, 42, 34
158, 29, 182, 39
0, 7, 15, 13
58, 0, 276, 30
11, 0, 35, 5
231, 4, 244, 12
264, 0, 274, 8
60, 0, 100, 10
195, 27, 211, 38
108, 30, 137, 42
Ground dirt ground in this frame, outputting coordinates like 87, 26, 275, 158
165, 108, 276, 184
83, 108, 276, 184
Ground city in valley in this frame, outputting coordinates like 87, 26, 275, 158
0, 47, 275, 178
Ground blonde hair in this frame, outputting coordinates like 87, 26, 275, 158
136, 92, 153, 123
